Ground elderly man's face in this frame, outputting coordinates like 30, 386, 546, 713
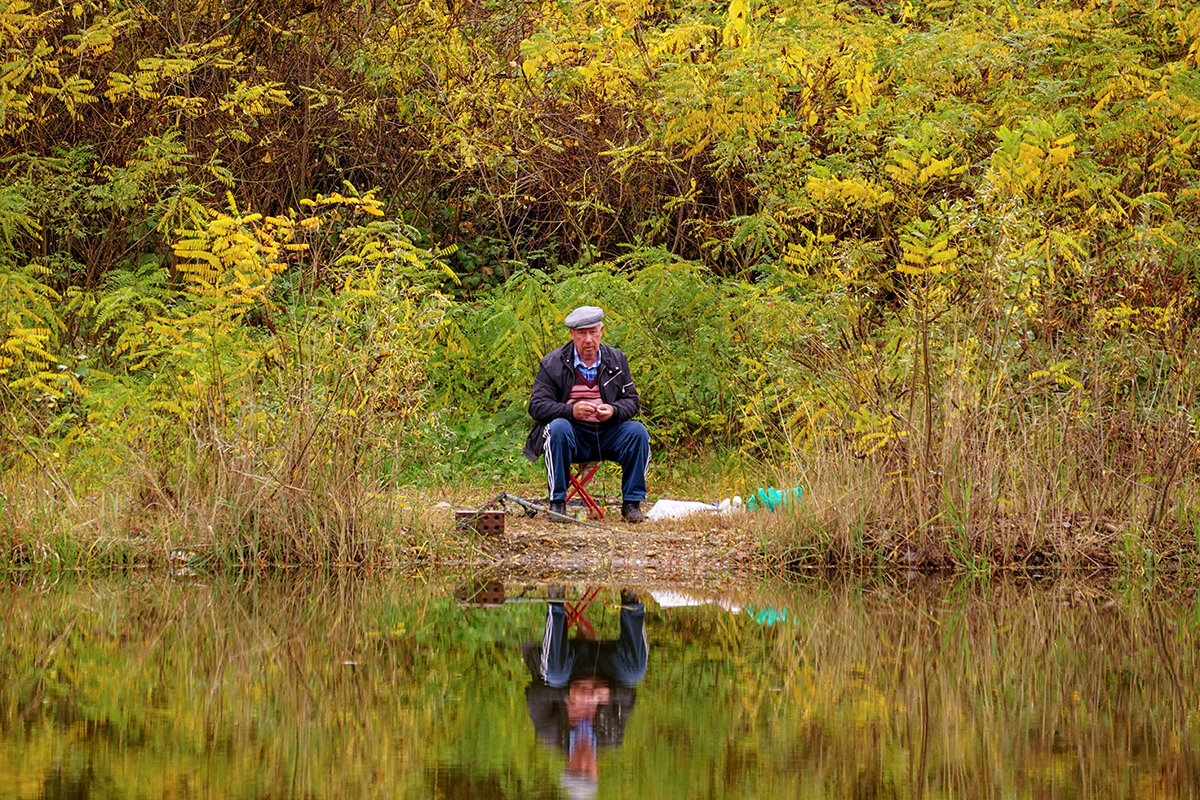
566, 677, 610, 724
569, 323, 603, 365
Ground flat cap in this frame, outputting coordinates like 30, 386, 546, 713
564, 305, 604, 328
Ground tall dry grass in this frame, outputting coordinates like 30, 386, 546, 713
768, 344, 1200, 571
0, 345, 473, 572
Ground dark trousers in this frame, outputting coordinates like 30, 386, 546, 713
542, 418, 650, 502
538, 601, 648, 689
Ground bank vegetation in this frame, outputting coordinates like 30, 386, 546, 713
1, 0, 1198, 572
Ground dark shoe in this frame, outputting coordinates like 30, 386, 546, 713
621, 501, 646, 524
548, 500, 569, 522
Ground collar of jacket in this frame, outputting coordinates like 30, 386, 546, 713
560, 342, 615, 372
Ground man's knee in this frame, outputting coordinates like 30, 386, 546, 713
543, 667, 571, 689
626, 420, 649, 446
546, 418, 574, 443
618, 420, 650, 453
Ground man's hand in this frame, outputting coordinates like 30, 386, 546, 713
572, 401, 597, 421
571, 401, 613, 422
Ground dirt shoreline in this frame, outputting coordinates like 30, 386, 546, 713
462, 507, 766, 586
4, 494, 1192, 576
458, 501, 1200, 581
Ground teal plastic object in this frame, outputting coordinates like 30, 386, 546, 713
747, 606, 787, 625
745, 486, 802, 511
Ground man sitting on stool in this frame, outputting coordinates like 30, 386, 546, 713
523, 305, 650, 523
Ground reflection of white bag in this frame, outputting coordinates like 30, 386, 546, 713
645, 498, 719, 521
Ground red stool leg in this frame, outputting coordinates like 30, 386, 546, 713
564, 586, 603, 637
565, 463, 604, 519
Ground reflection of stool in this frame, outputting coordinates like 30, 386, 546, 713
566, 462, 604, 519
564, 586, 603, 637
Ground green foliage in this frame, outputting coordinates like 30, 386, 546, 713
0, 263, 76, 401
1, 0, 1199, 553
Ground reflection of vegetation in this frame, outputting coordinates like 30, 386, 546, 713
643, 577, 1200, 799
0, 575, 1197, 798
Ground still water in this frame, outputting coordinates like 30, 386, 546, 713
1, 572, 1198, 799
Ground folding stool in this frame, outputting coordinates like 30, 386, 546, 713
565, 461, 605, 519
563, 586, 603, 637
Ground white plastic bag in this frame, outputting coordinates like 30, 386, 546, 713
644, 498, 719, 521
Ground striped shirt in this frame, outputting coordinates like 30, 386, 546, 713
569, 370, 602, 429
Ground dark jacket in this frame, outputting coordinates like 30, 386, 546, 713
521, 642, 638, 751
523, 342, 641, 462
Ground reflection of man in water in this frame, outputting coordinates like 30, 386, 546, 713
523, 589, 648, 799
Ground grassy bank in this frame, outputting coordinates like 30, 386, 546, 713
2, 263, 1196, 574
2, 425, 1197, 576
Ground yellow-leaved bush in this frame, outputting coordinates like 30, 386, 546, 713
69, 188, 452, 476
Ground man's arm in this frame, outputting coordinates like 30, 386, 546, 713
528, 361, 574, 423
602, 349, 641, 424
